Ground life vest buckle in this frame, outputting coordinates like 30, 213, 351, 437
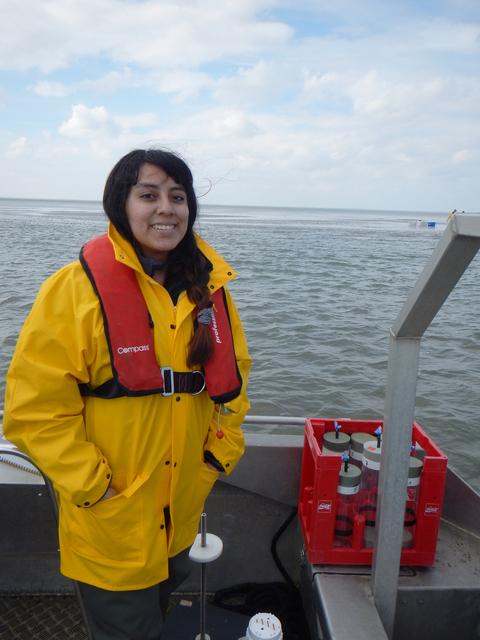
160, 367, 174, 396
190, 370, 206, 396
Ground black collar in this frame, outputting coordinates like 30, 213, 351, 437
138, 254, 163, 277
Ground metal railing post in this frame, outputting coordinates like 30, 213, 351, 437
371, 334, 420, 637
371, 213, 480, 638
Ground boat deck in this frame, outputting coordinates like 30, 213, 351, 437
1, 434, 479, 640
302, 516, 480, 640
0, 595, 85, 640
0, 592, 230, 640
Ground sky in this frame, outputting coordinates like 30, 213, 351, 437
0, 0, 479, 211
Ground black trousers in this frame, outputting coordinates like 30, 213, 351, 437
77, 547, 192, 640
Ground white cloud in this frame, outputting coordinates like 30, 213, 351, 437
6, 137, 27, 157
347, 71, 451, 119
33, 81, 70, 97
0, 0, 292, 73
212, 110, 260, 138
302, 71, 343, 95
76, 68, 137, 93
148, 69, 213, 102
114, 113, 158, 130
58, 104, 122, 139
0, 86, 8, 107
213, 59, 299, 104
453, 149, 480, 164
32, 68, 138, 97
418, 19, 480, 53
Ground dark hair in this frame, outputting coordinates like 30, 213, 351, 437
103, 148, 213, 368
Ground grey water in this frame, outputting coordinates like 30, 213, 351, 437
1, 198, 479, 494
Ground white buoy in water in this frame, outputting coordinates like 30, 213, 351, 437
238, 613, 283, 640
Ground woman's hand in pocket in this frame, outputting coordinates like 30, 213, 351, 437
100, 486, 119, 501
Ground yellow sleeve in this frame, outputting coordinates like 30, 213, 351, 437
204, 287, 251, 475
3, 263, 112, 506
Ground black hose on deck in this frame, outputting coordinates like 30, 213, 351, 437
213, 507, 311, 640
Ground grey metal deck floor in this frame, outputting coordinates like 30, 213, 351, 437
0, 595, 86, 640
0, 592, 217, 640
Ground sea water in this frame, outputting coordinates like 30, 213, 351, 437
1, 198, 479, 493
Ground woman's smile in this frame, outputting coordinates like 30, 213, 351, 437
152, 223, 176, 230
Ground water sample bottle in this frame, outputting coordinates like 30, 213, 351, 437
358, 439, 382, 548
322, 421, 351, 455
349, 432, 374, 469
403, 457, 423, 549
334, 454, 361, 547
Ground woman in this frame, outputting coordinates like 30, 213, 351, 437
3, 149, 251, 639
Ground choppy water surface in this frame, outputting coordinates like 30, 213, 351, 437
1, 199, 479, 493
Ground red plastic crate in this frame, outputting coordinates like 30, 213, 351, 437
298, 418, 448, 566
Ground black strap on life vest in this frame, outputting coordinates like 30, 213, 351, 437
79, 369, 207, 399
78, 234, 242, 403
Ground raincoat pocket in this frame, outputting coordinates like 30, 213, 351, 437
183, 463, 219, 526
69, 471, 149, 565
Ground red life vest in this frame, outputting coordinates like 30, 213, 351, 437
78, 234, 242, 404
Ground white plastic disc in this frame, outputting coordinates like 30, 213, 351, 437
189, 533, 223, 563
246, 613, 282, 640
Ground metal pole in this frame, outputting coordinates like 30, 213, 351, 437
371, 335, 421, 638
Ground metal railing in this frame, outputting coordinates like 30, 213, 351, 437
243, 415, 306, 426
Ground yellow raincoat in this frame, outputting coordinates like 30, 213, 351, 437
3, 224, 251, 590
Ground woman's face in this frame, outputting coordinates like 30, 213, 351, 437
125, 163, 190, 263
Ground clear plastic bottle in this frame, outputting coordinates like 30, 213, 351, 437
403, 457, 423, 549
358, 440, 381, 548
334, 457, 361, 548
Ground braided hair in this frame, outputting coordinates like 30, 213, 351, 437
103, 148, 213, 367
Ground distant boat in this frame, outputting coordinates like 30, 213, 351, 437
408, 220, 436, 228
